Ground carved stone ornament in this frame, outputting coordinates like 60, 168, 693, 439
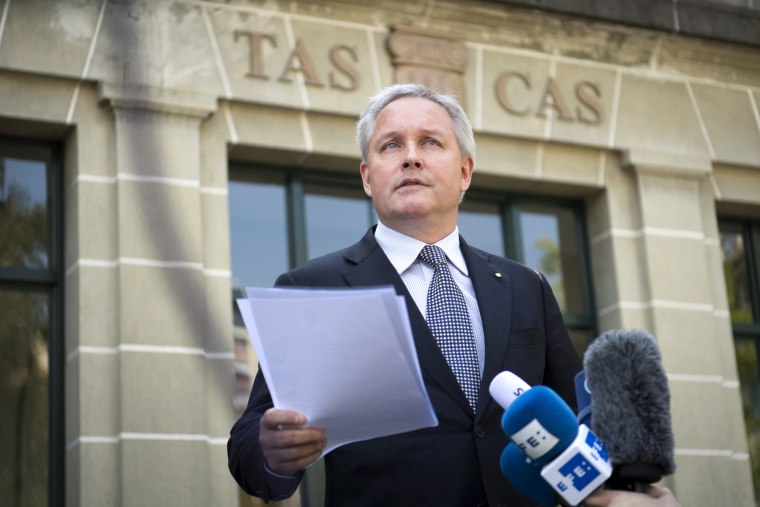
387, 26, 468, 109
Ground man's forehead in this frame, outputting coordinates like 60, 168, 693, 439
374, 98, 453, 133
380, 96, 446, 114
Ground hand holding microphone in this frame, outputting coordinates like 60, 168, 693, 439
585, 486, 682, 507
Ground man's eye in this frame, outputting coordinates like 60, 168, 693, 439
384, 142, 399, 150
425, 138, 440, 146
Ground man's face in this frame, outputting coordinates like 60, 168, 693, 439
360, 97, 474, 235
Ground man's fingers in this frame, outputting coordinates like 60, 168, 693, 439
264, 427, 326, 449
259, 408, 327, 476
260, 408, 307, 429
265, 447, 324, 476
262, 431, 326, 476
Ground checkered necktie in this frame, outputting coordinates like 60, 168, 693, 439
419, 245, 480, 411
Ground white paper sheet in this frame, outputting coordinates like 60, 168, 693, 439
237, 286, 438, 455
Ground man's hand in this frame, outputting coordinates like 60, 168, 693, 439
584, 486, 681, 507
259, 408, 327, 476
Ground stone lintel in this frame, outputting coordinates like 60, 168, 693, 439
623, 148, 713, 179
98, 82, 217, 118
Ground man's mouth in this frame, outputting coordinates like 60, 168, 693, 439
397, 178, 426, 189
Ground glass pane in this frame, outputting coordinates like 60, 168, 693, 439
720, 223, 756, 324
567, 327, 591, 358
458, 201, 504, 256
229, 180, 289, 290
305, 186, 372, 260
735, 337, 760, 502
0, 289, 49, 507
0, 156, 50, 268
517, 203, 585, 315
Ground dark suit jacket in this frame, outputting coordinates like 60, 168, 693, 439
228, 228, 582, 507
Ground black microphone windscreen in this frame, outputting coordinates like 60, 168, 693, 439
584, 329, 676, 479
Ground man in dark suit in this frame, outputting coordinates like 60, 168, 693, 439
228, 83, 582, 506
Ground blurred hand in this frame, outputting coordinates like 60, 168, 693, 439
259, 408, 326, 476
584, 486, 681, 507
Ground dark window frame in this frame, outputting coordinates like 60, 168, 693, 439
719, 216, 760, 503
719, 217, 760, 337
0, 135, 65, 506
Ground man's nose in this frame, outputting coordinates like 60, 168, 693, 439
402, 145, 422, 169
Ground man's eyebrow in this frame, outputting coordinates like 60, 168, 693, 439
373, 128, 448, 140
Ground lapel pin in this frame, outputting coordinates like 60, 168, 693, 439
494, 272, 502, 279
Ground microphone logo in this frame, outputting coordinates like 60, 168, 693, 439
557, 453, 602, 492
511, 419, 560, 459
540, 425, 612, 506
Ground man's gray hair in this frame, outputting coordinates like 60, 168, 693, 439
356, 83, 476, 163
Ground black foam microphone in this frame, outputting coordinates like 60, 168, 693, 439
583, 329, 676, 492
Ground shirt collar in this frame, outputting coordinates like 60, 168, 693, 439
374, 221, 469, 276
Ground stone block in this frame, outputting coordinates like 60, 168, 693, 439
120, 352, 206, 435
692, 83, 760, 167
475, 134, 539, 180
643, 236, 713, 303
206, 6, 304, 108
615, 74, 709, 157
121, 440, 209, 507
542, 144, 603, 187
68, 442, 120, 507
119, 264, 206, 347
72, 181, 119, 261
0, 72, 76, 124
549, 62, 616, 148
635, 172, 706, 231
0, 0, 100, 77
230, 102, 310, 153
70, 352, 120, 439
116, 181, 202, 263
113, 108, 204, 181
654, 309, 727, 375
672, 453, 755, 507
290, 18, 384, 115
480, 49, 551, 139
70, 266, 120, 349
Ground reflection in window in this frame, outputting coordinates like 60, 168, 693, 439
721, 223, 755, 324
305, 186, 373, 260
0, 138, 59, 506
229, 179, 289, 291
719, 219, 760, 503
736, 337, 760, 504
518, 203, 585, 316
459, 201, 504, 257
0, 156, 50, 268
0, 290, 50, 507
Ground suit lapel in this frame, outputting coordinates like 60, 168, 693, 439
343, 229, 474, 416
460, 238, 513, 422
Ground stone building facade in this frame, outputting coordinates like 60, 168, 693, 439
1, 1, 759, 506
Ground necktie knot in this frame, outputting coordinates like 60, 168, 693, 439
419, 245, 448, 268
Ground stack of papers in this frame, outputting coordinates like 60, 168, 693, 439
236, 286, 438, 455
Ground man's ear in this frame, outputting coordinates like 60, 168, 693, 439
460, 157, 474, 192
360, 162, 372, 198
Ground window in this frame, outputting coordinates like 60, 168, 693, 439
461, 193, 595, 354
228, 164, 596, 506
0, 138, 63, 507
719, 218, 760, 502
228, 167, 594, 346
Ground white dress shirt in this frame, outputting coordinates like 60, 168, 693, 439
374, 221, 486, 375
